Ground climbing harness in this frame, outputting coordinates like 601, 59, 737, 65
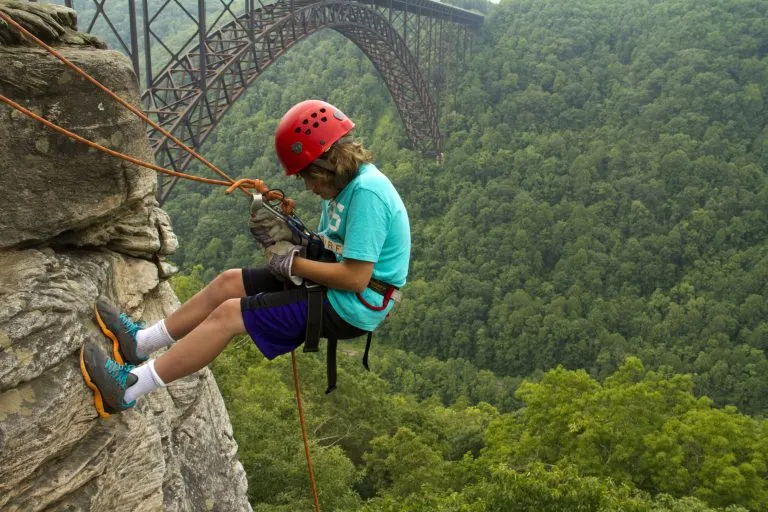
302, 278, 400, 394
299, 234, 402, 393
251, 189, 403, 394
0, 10, 319, 510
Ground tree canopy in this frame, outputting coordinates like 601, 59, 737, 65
160, 0, 768, 508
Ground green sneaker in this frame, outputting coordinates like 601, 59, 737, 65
94, 298, 148, 366
79, 340, 137, 418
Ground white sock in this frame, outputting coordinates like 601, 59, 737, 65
124, 359, 166, 403
136, 319, 175, 358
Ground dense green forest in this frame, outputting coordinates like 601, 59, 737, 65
158, 0, 768, 509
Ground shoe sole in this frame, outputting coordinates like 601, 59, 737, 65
94, 303, 125, 366
79, 345, 111, 419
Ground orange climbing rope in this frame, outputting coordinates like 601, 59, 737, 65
0, 9, 317, 511
0, 95, 234, 187
0, 9, 297, 213
0, 93, 296, 212
292, 351, 322, 512
0, 11, 242, 191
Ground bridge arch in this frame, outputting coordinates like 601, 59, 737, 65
145, 1, 443, 199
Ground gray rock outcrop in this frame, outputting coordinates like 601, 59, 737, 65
0, 3, 251, 511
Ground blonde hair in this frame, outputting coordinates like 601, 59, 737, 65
298, 135, 373, 189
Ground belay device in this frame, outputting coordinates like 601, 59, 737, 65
251, 192, 336, 262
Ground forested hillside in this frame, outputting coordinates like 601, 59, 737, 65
167, 0, 768, 413
382, 0, 768, 415
161, 0, 768, 509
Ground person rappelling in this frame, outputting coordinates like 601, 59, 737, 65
78, 100, 411, 418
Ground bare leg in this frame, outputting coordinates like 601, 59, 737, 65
153, 298, 245, 383
164, 269, 245, 340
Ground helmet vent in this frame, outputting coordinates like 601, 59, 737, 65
311, 112, 318, 118
294, 127, 301, 133
313, 122, 319, 128
320, 108, 326, 113
321, 117, 327, 122
302, 119, 309, 124
305, 129, 311, 135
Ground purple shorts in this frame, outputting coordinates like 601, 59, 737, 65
240, 268, 366, 359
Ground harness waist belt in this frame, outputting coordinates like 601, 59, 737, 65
368, 278, 402, 303
302, 265, 402, 392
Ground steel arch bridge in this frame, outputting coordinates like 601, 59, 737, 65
45, 0, 483, 201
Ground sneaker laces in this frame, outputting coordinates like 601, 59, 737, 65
118, 312, 145, 340
105, 357, 136, 390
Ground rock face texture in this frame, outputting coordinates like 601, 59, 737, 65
0, 3, 252, 511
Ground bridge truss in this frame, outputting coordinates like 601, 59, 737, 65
39, 0, 483, 202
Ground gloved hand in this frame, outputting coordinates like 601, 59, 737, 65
265, 241, 304, 286
249, 207, 296, 248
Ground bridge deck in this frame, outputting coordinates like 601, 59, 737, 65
364, 0, 484, 26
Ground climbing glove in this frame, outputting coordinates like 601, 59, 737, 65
266, 241, 304, 286
249, 207, 296, 248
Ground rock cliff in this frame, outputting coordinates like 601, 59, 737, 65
0, 3, 251, 510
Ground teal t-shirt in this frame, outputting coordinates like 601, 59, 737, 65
317, 163, 410, 331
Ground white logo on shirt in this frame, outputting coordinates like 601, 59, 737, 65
327, 201, 344, 232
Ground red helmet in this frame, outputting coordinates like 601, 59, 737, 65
275, 100, 355, 175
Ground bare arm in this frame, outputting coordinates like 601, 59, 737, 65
291, 257, 373, 293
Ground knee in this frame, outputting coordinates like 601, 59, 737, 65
208, 298, 243, 333
212, 269, 245, 298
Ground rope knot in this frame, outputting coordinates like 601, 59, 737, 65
225, 178, 267, 195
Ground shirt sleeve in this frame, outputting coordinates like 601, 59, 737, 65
342, 188, 391, 262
